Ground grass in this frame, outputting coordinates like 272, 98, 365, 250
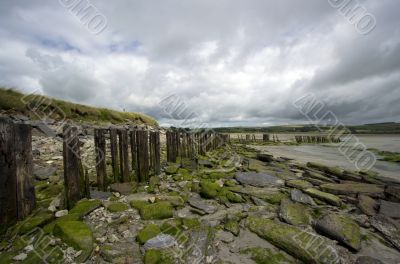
369, 148, 400, 163
0, 87, 158, 126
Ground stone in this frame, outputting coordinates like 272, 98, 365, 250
53, 220, 94, 262
90, 190, 112, 200
315, 213, 361, 251
320, 183, 385, 198
355, 256, 384, 264
34, 165, 58, 180
358, 195, 378, 216
256, 153, 274, 162
13, 253, 27, 261
385, 185, 400, 202
304, 170, 336, 183
215, 230, 235, 243
224, 219, 240, 236
235, 172, 283, 187
286, 179, 313, 190
109, 182, 137, 195
106, 202, 130, 213
279, 198, 313, 226
69, 199, 102, 218
379, 200, 400, 219
137, 224, 162, 245
199, 181, 221, 199
164, 164, 180, 174
246, 216, 347, 264
370, 215, 400, 250
290, 189, 316, 206
143, 234, 177, 250
233, 186, 287, 204
304, 188, 342, 206
18, 211, 54, 234
55, 210, 68, 218
188, 197, 218, 214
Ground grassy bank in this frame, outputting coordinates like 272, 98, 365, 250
0, 88, 158, 126
369, 148, 400, 163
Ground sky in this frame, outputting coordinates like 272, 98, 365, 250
0, 0, 399, 127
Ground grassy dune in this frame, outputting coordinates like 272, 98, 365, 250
0, 88, 158, 126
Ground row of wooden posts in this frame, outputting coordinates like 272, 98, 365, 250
0, 118, 231, 228
294, 135, 341, 144
237, 134, 280, 143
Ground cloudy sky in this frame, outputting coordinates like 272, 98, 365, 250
0, 0, 399, 127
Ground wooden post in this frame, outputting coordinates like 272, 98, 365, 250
109, 128, 119, 182
150, 131, 161, 175
118, 129, 130, 182
94, 129, 107, 191
63, 125, 82, 210
136, 130, 149, 182
130, 130, 137, 181
0, 118, 35, 229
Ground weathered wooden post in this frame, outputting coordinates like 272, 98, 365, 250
63, 125, 83, 209
150, 131, 161, 175
109, 128, 120, 182
94, 128, 107, 191
0, 118, 35, 229
136, 130, 149, 182
118, 129, 130, 182
130, 130, 137, 180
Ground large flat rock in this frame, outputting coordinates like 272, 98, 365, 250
235, 172, 283, 187
379, 200, 400, 219
320, 183, 385, 198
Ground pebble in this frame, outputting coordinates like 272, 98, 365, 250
55, 210, 68, 218
24, 245, 34, 253
13, 253, 28, 261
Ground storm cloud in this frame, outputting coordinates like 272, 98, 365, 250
0, 0, 399, 126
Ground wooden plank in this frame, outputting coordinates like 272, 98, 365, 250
136, 130, 149, 182
130, 130, 138, 182
109, 128, 120, 182
63, 125, 82, 209
94, 129, 107, 191
118, 129, 130, 182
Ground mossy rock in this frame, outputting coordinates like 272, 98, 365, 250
279, 198, 313, 226
106, 202, 130, 213
224, 219, 240, 236
285, 179, 313, 190
156, 195, 185, 207
181, 218, 200, 229
0, 252, 14, 264
164, 164, 180, 175
130, 200, 150, 210
69, 199, 102, 218
53, 220, 93, 262
140, 202, 174, 220
43, 213, 81, 234
161, 219, 182, 236
241, 247, 295, 264
148, 176, 160, 193
315, 213, 361, 251
306, 162, 343, 177
18, 211, 54, 234
224, 179, 237, 187
320, 183, 385, 198
35, 183, 63, 201
137, 224, 161, 244
304, 188, 342, 206
246, 216, 344, 263
144, 249, 162, 264
200, 181, 221, 199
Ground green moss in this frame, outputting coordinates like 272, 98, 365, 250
140, 202, 174, 220
35, 183, 63, 201
148, 176, 160, 193
53, 220, 93, 262
224, 179, 237, 187
161, 219, 182, 236
304, 188, 342, 206
285, 179, 313, 190
17, 211, 54, 234
130, 200, 150, 210
156, 195, 185, 207
279, 198, 313, 226
106, 202, 129, 213
246, 216, 340, 264
69, 199, 101, 218
224, 219, 240, 236
200, 181, 221, 199
181, 218, 201, 229
144, 249, 162, 264
263, 191, 287, 205
241, 247, 294, 264
137, 224, 161, 244
0, 252, 14, 264
306, 162, 343, 177
165, 165, 180, 175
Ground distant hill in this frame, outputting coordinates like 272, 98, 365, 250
0, 88, 158, 126
214, 123, 400, 134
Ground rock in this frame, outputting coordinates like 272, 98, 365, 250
139, 202, 174, 220
315, 213, 361, 251
286, 179, 313, 190
53, 220, 94, 262
18, 210, 54, 234
279, 198, 313, 226
198, 160, 214, 168
250, 196, 268, 206
55, 210, 68, 218
69, 199, 102, 218
233, 186, 287, 204
199, 181, 221, 199
215, 230, 234, 243
109, 182, 137, 195
137, 224, 162, 244
246, 216, 348, 264
385, 185, 400, 202
143, 234, 177, 250
379, 200, 400, 219
106, 202, 130, 213
188, 197, 218, 214
320, 183, 385, 198
224, 219, 240, 236
13, 253, 27, 261
306, 162, 344, 177
341, 171, 363, 182
355, 256, 384, 264
34, 165, 58, 180
256, 153, 274, 162
235, 172, 284, 187
90, 190, 112, 200
358, 195, 378, 216
304, 188, 342, 206
370, 215, 400, 250
100, 242, 140, 263
156, 195, 185, 207
290, 189, 316, 206
164, 164, 180, 174
304, 170, 336, 183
